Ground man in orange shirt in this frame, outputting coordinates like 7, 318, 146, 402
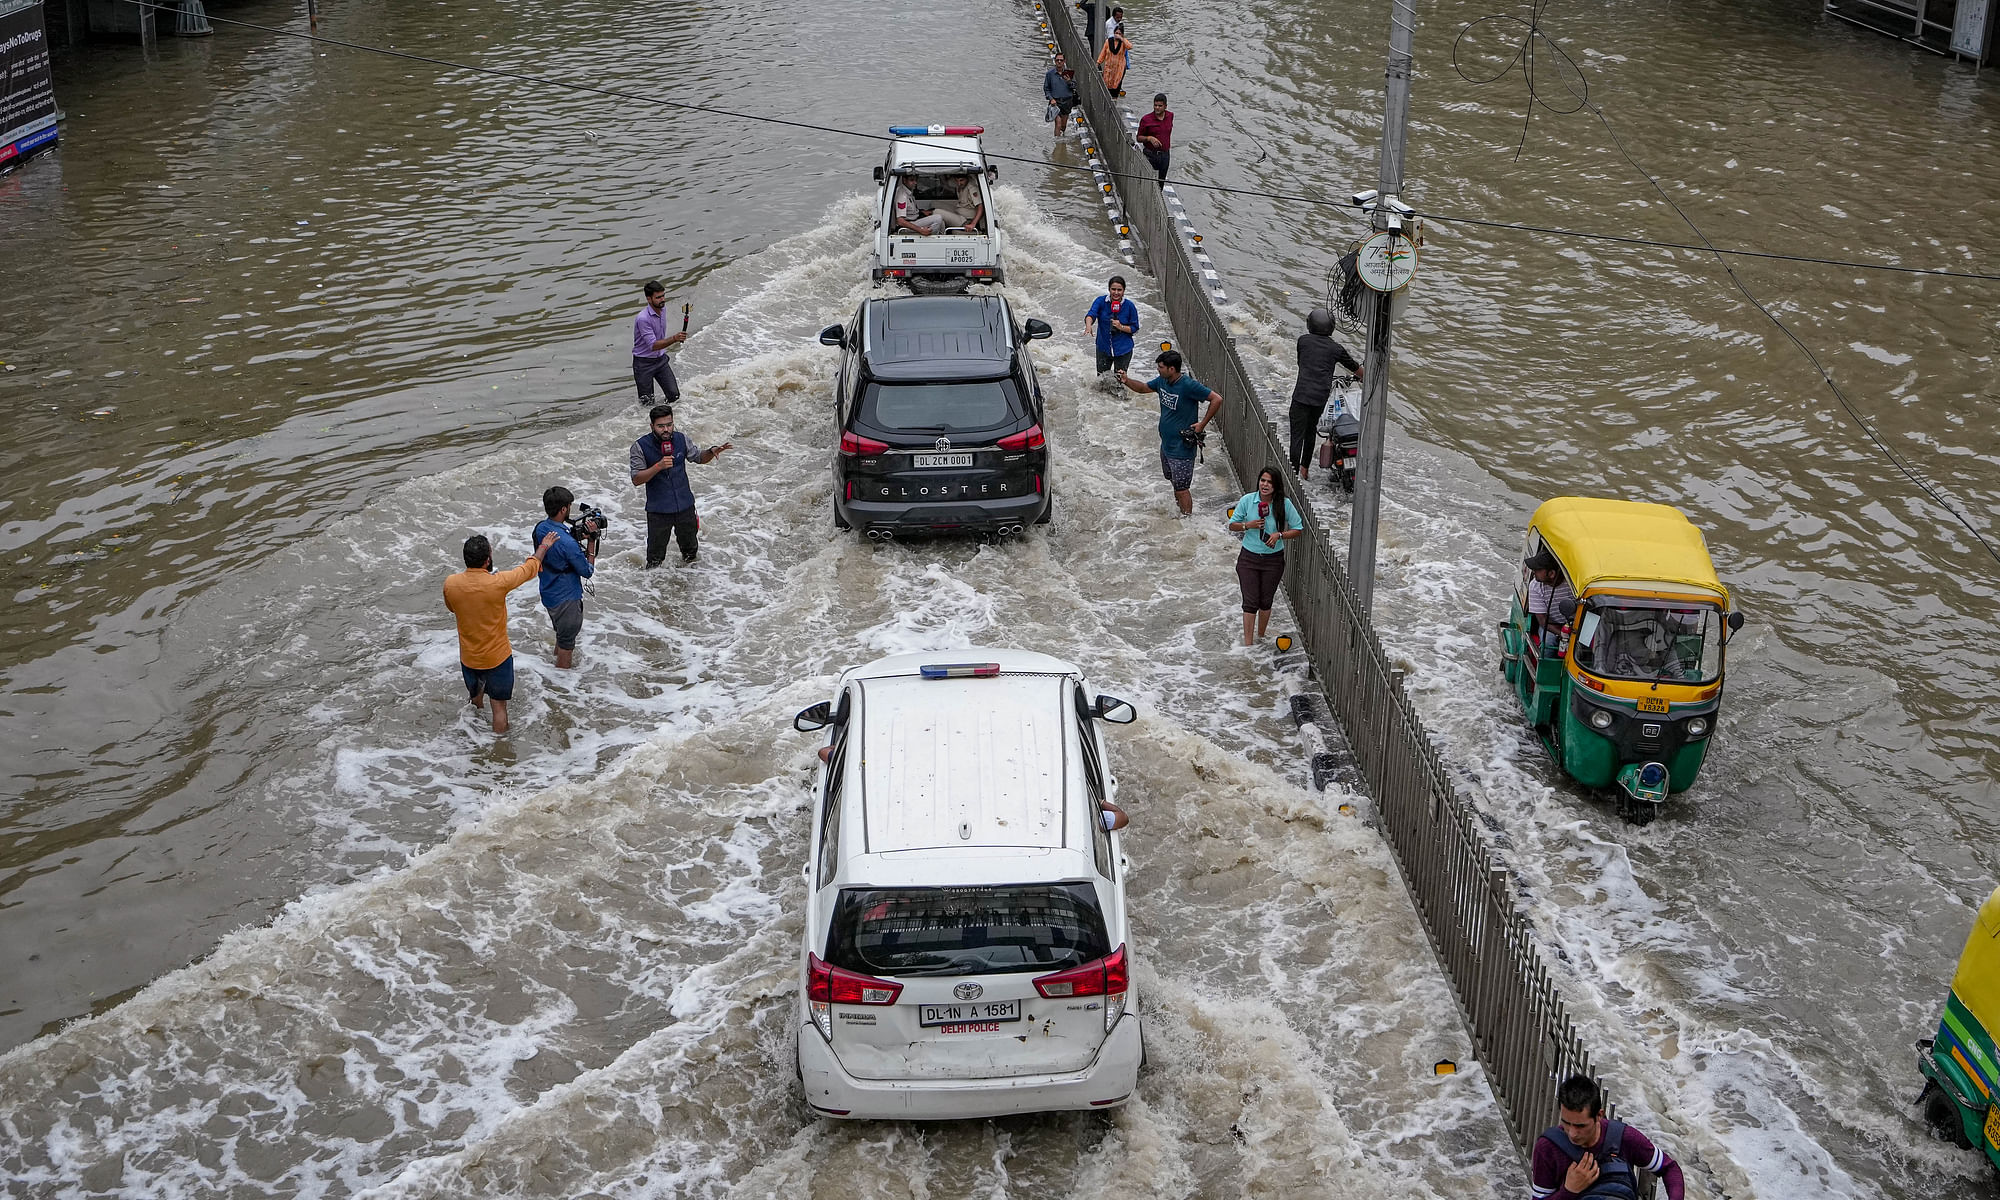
443, 530, 558, 734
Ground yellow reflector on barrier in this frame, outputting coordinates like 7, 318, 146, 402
1434, 1060, 1457, 1076
1274, 635, 1294, 652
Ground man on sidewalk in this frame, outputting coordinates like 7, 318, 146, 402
443, 530, 558, 735
632, 280, 688, 405
1116, 349, 1223, 517
1532, 1075, 1685, 1200
630, 405, 732, 568
1137, 93, 1174, 184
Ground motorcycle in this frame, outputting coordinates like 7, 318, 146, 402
1315, 373, 1363, 493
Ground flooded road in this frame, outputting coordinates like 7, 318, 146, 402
1, 0, 1996, 1195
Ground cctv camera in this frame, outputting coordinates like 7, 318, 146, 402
1384, 196, 1415, 217
1350, 188, 1379, 208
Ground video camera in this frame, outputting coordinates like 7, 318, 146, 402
566, 502, 610, 548
1179, 426, 1208, 462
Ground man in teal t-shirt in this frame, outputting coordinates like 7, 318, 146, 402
1117, 349, 1227, 516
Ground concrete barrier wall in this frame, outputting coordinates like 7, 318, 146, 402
1035, 0, 1608, 1164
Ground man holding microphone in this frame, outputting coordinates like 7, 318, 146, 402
630, 405, 732, 568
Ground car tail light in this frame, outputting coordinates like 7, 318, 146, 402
885, 268, 908, 279
840, 431, 889, 456
1034, 945, 1128, 1032
808, 953, 903, 1005
807, 953, 902, 1043
1034, 472, 1043, 495
997, 424, 1045, 452
845, 480, 854, 500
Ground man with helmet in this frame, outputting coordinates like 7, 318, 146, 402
1289, 308, 1362, 481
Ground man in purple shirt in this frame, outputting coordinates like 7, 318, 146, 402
633, 280, 688, 405
1532, 1075, 1685, 1200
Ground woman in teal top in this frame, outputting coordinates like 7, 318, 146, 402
1228, 468, 1303, 645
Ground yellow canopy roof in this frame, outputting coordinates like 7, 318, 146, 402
1530, 497, 1728, 603
1953, 886, 2000, 1042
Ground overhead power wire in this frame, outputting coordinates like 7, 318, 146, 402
1451, 1, 2000, 567
114, 2, 2000, 285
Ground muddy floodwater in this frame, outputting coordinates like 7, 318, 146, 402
1, 0, 1996, 1195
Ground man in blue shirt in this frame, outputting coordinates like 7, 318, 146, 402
532, 486, 596, 669
1084, 276, 1139, 379
629, 405, 732, 568
1044, 54, 1078, 137
1116, 349, 1226, 516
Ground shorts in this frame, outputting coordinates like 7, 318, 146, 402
1055, 98, 1076, 116
1159, 451, 1196, 491
461, 655, 516, 702
1095, 348, 1133, 374
1236, 547, 1286, 612
546, 597, 584, 651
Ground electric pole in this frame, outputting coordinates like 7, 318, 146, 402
1346, 0, 1419, 615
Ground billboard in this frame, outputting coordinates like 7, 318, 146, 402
0, 0, 57, 168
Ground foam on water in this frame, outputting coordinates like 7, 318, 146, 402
0, 190, 1507, 1197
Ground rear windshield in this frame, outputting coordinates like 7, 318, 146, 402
825, 883, 1110, 978
860, 380, 1021, 435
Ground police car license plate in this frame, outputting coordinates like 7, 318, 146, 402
913, 453, 974, 469
919, 1000, 1020, 1026
1637, 697, 1669, 713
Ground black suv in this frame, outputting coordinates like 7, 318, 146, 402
817, 296, 1054, 538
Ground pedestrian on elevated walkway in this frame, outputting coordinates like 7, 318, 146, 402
1137, 94, 1173, 184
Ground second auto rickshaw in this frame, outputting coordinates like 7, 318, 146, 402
1916, 884, 2000, 1173
1498, 498, 1744, 820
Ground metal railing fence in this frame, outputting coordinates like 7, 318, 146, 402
1040, 0, 1601, 1164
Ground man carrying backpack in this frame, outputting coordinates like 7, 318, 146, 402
1531, 1075, 1685, 1200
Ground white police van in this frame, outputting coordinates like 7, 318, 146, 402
871, 125, 1006, 294
790, 649, 1142, 1119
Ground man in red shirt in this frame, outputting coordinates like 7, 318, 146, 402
1136, 93, 1173, 184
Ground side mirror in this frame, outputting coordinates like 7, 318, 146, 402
1023, 319, 1054, 341
1555, 597, 1578, 622
793, 701, 834, 732
818, 324, 846, 348
1727, 611, 1745, 633
873, 165, 884, 183
987, 165, 999, 182
1093, 694, 1137, 724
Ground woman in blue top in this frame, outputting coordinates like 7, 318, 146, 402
1228, 468, 1303, 645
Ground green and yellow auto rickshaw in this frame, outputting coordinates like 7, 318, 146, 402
1497, 498, 1745, 821
1917, 885, 2000, 1173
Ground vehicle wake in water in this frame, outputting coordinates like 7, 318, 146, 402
0, 194, 1512, 1198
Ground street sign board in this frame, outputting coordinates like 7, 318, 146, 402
1355, 230, 1418, 292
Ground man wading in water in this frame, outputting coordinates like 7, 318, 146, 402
1532, 1075, 1685, 1200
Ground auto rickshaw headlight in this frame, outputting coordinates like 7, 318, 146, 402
1589, 709, 1614, 731
1687, 717, 1709, 737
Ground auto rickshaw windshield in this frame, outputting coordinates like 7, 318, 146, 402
1572, 600, 1724, 685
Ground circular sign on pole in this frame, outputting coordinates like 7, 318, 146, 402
1355, 230, 1419, 292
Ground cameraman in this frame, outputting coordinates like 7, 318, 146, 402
629, 405, 732, 568
532, 486, 596, 669
1116, 349, 1225, 517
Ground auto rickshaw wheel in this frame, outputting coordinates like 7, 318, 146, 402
1619, 794, 1658, 827
1922, 1082, 1974, 1149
